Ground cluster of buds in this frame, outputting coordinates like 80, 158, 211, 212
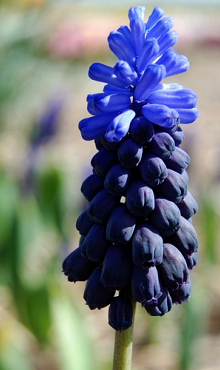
63, 6, 199, 331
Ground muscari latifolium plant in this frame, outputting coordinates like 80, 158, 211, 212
63, 5, 199, 370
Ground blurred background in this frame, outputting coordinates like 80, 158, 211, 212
0, 0, 220, 369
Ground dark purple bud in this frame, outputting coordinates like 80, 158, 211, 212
100, 243, 132, 290
169, 126, 185, 146
132, 223, 163, 267
91, 148, 118, 177
87, 189, 120, 224
81, 173, 104, 201
118, 137, 143, 169
104, 163, 132, 196
147, 132, 175, 160
165, 216, 199, 256
106, 204, 136, 244
157, 243, 189, 290
108, 295, 133, 331
149, 198, 182, 236
183, 252, 198, 270
156, 169, 188, 203
84, 266, 115, 310
100, 135, 121, 151
95, 138, 104, 150
129, 116, 155, 145
81, 223, 110, 263
131, 264, 163, 306
126, 180, 155, 217
177, 191, 199, 219
144, 286, 172, 316
62, 246, 98, 282
139, 153, 168, 187
169, 279, 192, 304
164, 147, 191, 174
76, 209, 95, 236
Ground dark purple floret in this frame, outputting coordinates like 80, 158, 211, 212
86, 189, 120, 224
108, 295, 133, 331
183, 252, 198, 270
76, 209, 95, 236
164, 147, 191, 174
144, 286, 172, 316
100, 243, 132, 291
177, 191, 199, 219
147, 131, 175, 160
104, 163, 132, 196
132, 223, 163, 267
148, 197, 182, 236
118, 137, 143, 169
165, 216, 199, 256
81, 223, 110, 263
157, 243, 189, 290
91, 148, 118, 177
62, 246, 98, 282
126, 179, 155, 217
156, 168, 188, 203
81, 173, 104, 201
169, 126, 185, 146
83, 266, 115, 310
129, 116, 155, 145
106, 204, 136, 244
169, 279, 192, 304
139, 153, 168, 187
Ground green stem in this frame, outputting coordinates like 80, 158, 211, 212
112, 298, 136, 370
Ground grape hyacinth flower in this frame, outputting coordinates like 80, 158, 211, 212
63, 6, 199, 369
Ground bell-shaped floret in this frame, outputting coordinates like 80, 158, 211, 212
156, 169, 188, 203
139, 153, 168, 187
147, 16, 174, 40
176, 107, 199, 124
147, 131, 175, 159
145, 6, 165, 31
104, 163, 132, 196
157, 243, 189, 290
142, 104, 179, 129
184, 252, 198, 270
81, 173, 104, 201
100, 243, 132, 290
164, 147, 191, 174
157, 30, 179, 56
87, 189, 120, 224
118, 137, 143, 168
169, 126, 185, 147
89, 62, 129, 88
130, 116, 155, 145
108, 295, 133, 331
79, 111, 119, 141
136, 38, 159, 73
105, 109, 136, 142
108, 30, 136, 67
62, 246, 98, 282
132, 223, 163, 267
91, 148, 118, 177
156, 49, 190, 77
128, 6, 146, 55
114, 61, 138, 85
144, 286, 172, 316
177, 191, 199, 219
81, 223, 110, 263
134, 64, 166, 101
106, 204, 136, 244
76, 209, 95, 236
87, 92, 131, 115
169, 278, 192, 304
166, 55, 190, 77
83, 266, 115, 310
148, 88, 197, 109
132, 265, 163, 306
103, 83, 133, 97
149, 197, 182, 237
165, 216, 199, 256
126, 180, 155, 217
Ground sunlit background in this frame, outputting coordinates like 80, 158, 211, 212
0, 0, 220, 369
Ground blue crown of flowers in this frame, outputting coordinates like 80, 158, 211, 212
63, 6, 199, 332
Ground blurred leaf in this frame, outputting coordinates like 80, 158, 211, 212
51, 294, 97, 370
0, 343, 33, 370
